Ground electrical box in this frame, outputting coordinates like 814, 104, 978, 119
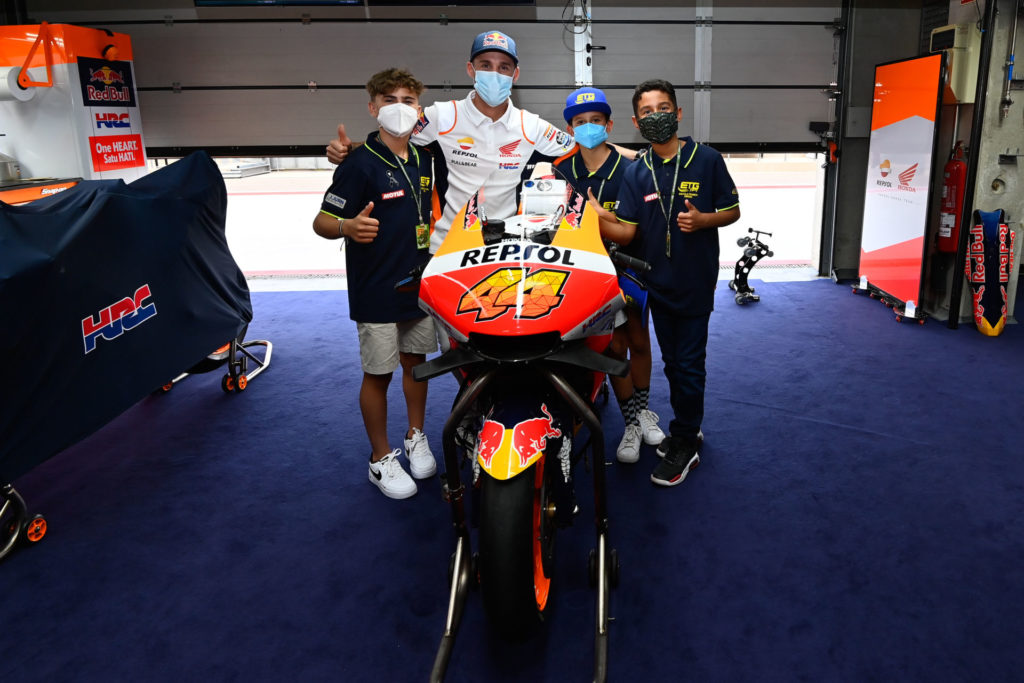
929, 23, 981, 104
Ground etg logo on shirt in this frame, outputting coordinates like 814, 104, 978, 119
677, 181, 700, 197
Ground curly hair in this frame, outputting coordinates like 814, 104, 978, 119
366, 68, 425, 99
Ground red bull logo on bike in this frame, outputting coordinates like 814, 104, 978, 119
457, 267, 569, 321
464, 194, 482, 231
78, 57, 137, 107
477, 404, 561, 479
81, 284, 157, 354
476, 418, 505, 469
563, 189, 586, 230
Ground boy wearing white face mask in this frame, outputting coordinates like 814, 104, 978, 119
313, 67, 438, 500
327, 30, 578, 253
553, 87, 665, 465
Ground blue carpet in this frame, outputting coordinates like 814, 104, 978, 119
2, 279, 1022, 682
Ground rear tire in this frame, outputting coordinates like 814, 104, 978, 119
478, 462, 552, 639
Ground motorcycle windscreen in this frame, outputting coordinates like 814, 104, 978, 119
421, 185, 622, 342
0, 151, 252, 482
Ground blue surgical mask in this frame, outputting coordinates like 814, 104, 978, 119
572, 122, 609, 149
474, 69, 514, 107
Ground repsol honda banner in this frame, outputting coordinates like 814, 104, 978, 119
858, 53, 944, 307
0, 152, 252, 483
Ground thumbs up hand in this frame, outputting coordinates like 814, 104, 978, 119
327, 123, 353, 164
344, 202, 379, 243
677, 199, 705, 233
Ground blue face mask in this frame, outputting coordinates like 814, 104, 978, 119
572, 122, 609, 150
474, 69, 514, 107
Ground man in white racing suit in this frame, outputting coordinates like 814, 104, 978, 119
327, 30, 578, 253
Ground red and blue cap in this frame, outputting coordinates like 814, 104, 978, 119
563, 86, 612, 123
470, 30, 518, 65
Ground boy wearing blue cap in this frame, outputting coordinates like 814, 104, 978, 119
555, 87, 665, 464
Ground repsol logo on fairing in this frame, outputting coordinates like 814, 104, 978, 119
460, 244, 577, 268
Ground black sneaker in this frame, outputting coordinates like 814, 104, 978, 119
656, 430, 704, 458
651, 439, 700, 487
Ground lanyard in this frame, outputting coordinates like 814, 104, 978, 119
391, 145, 425, 225
649, 142, 682, 258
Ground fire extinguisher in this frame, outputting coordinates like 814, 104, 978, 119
938, 141, 966, 253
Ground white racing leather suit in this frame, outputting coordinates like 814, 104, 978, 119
412, 91, 577, 253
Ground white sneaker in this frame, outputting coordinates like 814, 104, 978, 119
616, 423, 642, 463
404, 428, 437, 479
368, 449, 417, 499
637, 409, 666, 446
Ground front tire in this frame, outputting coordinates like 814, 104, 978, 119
478, 461, 552, 639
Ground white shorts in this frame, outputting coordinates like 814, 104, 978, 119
357, 317, 437, 375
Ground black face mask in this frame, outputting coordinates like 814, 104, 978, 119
637, 111, 679, 144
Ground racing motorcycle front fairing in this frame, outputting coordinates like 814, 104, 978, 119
414, 181, 628, 387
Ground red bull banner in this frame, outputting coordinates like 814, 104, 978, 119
859, 54, 944, 307
78, 56, 137, 107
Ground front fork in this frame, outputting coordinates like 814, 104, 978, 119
429, 367, 615, 683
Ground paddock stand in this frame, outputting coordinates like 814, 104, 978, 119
159, 335, 273, 394
728, 228, 773, 304
1, 484, 47, 562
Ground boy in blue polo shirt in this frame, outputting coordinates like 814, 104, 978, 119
592, 78, 740, 487
313, 67, 437, 500
554, 87, 665, 464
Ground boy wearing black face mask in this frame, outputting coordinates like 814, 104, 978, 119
313, 68, 438, 500
554, 87, 665, 465
590, 78, 740, 488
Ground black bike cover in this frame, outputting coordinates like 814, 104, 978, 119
0, 152, 252, 482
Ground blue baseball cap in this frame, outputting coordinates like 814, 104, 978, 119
563, 87, 612, 123
470, 30, 518, 65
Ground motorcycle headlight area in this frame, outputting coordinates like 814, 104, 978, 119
468, 330, 561, 362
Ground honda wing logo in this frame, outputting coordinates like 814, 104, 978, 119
898, 163, 918, 186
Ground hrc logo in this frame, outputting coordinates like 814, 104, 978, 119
95, 112, 130, 128
81, 284, 157, 354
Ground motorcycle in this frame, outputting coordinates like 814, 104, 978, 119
404, 170, 649, 682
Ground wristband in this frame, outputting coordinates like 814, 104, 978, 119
338, 218, 346, 238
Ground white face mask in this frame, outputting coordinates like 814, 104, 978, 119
376, 102, 419, 137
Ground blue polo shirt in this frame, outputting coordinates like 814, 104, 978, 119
320, 132, 433, 323
615, 137, 739, 315
554, 145, 631, 214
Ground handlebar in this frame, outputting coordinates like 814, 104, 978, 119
607, 243, 651, 274
394, 261, 427, 293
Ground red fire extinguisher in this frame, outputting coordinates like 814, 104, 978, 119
938, 141, 966, 253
